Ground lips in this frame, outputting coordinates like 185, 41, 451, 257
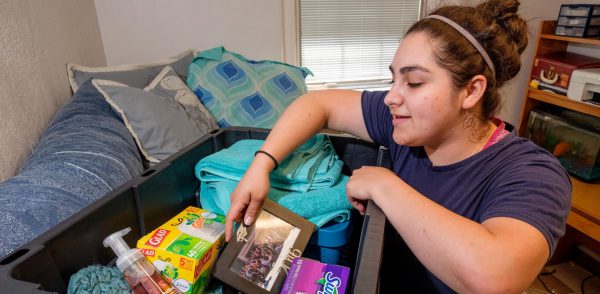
391, 114, 410, 126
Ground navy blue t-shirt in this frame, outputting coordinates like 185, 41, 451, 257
361, 90, 572, 293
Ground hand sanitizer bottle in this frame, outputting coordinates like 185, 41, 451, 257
104, 227, 181, 294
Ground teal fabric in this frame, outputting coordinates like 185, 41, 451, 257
194, 134, 352, 228
199, 177, 351, 228
186, 46, 312, 128
195, 135, 342, 192
67, 265, 130, 294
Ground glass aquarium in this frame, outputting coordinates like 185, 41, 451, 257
526, 110, 600, 182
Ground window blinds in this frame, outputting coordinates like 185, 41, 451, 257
300, 0, 422, 86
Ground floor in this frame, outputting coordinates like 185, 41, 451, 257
525, 262, 600, 294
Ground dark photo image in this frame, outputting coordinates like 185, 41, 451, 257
229, 210, 300, 291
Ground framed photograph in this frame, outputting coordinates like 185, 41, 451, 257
213, 199, 316, 294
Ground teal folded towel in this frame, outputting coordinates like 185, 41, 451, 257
195, 135, 352, 228
195, 134, 343, 192
68, 265, 130, 294
199, 176, 352, 228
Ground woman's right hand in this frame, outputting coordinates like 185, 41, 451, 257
224, 158, 273, 242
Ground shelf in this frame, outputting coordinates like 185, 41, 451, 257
526, 88, 600, 117
521, 20, 600, 246
540, 34, 600, 46
569, 176, 600, 242
539, 20, 600, 46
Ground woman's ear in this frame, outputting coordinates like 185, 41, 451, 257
462, 75, 487, 110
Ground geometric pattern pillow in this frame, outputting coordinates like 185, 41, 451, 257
146, 66, 219, 135
186, 46, 312, 128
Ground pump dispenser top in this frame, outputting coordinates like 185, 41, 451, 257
103, 227, 181, 294
103, 227, 144, 272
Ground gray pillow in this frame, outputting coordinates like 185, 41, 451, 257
92, 79, 207, 163
145, 66, 218, 134
68, 49, 195, 93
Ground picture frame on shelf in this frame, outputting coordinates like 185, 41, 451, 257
213, 199, 315, 294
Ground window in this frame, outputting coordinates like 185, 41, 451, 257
299, 0, 422, 89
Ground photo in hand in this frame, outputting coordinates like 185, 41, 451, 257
213, 199, 315, 294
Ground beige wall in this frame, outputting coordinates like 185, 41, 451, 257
0, 0, 105, 181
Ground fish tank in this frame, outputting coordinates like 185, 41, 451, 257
525, 109, 600, 182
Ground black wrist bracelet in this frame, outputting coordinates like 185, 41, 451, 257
254, 150, 279, 170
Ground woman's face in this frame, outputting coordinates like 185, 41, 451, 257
384, 31, 466, 148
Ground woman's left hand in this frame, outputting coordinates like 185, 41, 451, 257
346, 166, 399, 214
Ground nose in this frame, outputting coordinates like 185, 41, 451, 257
383, 82, 404, 107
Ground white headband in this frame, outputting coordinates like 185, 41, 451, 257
425, 15, 496, 78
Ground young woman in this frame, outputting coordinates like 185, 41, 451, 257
225, 0, 571, 292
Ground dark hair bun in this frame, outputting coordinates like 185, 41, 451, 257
478, 0, 518, 19
477, 0, 527, 53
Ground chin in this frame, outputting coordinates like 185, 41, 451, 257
393, 132, 422, 147
392, 133, 409, 146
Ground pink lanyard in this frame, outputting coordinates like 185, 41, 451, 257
482, 117, 510, 150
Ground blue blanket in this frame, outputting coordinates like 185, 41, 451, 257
195, 135, 352, 228
0, 80, 143, 258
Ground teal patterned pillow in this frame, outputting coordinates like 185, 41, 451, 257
186, 46, 312, 128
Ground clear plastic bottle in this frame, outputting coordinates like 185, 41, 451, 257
104, 227, 181, 294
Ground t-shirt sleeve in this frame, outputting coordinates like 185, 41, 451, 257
361, 90, 393, 147
480, 148, 572, 256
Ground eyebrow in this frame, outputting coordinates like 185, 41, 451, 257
389, 65, 430, 75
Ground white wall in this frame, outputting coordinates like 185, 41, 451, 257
0, 0, 105, 181
94, 0, 287, 65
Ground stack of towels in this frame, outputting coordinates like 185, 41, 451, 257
194, 134, 351, 228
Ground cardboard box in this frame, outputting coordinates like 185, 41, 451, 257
281, 257, 350, 294
531, 52, 600, 90
137, 206, 225, 294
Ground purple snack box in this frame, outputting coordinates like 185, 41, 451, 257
281, 257, 350, 294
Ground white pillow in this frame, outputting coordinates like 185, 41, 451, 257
92, 73, 215, 163
68, 49, 195, 93
145, 66, 218, 135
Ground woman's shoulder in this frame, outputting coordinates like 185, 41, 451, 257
487, 134, 570, 183
496, 134, 556, 159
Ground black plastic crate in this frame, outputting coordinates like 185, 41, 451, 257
0, 128, 388, 294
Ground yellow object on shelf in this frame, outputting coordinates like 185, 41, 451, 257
529, 79, 540, 89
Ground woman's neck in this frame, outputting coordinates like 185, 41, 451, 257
424, 119, 497, 166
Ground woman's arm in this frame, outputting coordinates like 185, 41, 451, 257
224, 89, 369, 241
347, 166, 548, 294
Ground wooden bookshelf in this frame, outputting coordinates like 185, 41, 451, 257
519, 20, 600, 244
568, 177, 600, 242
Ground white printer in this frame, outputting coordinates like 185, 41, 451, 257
567, 67, 600, 103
